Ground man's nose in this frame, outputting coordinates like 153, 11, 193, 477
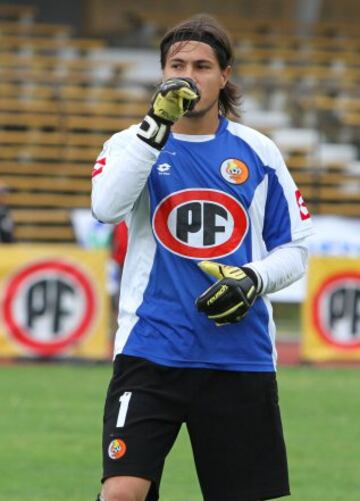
183, 66, 196, 82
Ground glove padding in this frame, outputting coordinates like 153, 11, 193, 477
195, 261, 260, 325
137, 78, 200, 150
152, 77, 200, 123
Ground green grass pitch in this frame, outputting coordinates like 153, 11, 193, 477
0, 364, 359, 500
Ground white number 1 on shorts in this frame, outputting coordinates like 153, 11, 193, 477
116, 391, 132, 428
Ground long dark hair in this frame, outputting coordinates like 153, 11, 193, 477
160, 14, 241, 118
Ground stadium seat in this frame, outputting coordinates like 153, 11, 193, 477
271, 128, 321, 155
242, 109, 290, 133
0, 20, 72, 38
0, 4, 37, 22
315, 143, 358, 166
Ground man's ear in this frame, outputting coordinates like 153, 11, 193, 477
221, 65, 232, 89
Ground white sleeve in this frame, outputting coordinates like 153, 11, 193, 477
91, 124, 160, 224
245, 237, 310, 294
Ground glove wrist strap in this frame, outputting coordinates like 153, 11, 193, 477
137, 110, 172, 150
241, 266, 263, 294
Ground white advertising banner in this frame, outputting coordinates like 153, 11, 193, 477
269, 215, 360, 303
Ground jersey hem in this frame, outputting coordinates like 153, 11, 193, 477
120, 349, 276, 372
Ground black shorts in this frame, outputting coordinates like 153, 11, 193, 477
102, 354, 290, 501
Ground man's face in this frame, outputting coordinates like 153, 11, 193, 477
163, 41, 231, 118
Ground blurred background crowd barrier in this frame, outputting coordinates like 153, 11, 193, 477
0, 0, 359, 362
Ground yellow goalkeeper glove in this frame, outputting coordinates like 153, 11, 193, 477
137, 77, 200, 150
152, 77, 200, 122
195, 261, 261, 326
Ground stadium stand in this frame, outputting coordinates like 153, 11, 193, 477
0, 20, 72, 37
0, 4, 37, 22
0, 1, 359, 242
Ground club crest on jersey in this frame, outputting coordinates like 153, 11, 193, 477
152, 189, 249, 259
108, 439, 127, 460
220, 159, 249, 185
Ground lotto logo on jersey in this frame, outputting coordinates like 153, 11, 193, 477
152, 189, 249, 259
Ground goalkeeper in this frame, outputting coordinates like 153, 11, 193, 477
92, 13, 313, 501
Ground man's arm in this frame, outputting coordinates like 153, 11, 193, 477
91, 129, 159, 224
244, 237, 309, 294
91, 78, 200, 224
196, 238, 309, 325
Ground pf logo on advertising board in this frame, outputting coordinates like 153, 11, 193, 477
313, 272, 360, 349
1, 259, 97, 356
152, 189, 249, 259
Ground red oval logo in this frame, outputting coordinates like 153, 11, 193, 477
152, 189, 249, 259
313, 272, 360, 349
1, 259, 97, 356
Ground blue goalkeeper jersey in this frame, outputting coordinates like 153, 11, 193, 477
92, 116, 313, 371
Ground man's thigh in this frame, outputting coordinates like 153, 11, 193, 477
186, 371, 290, 501
102, 355, 183, 500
